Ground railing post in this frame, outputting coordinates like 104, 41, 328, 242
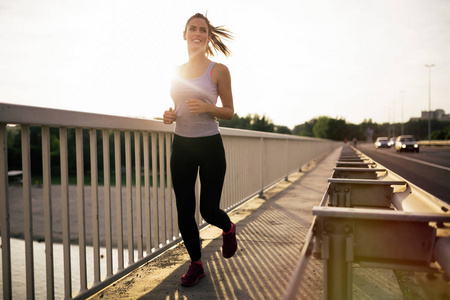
21, 125, 35, 300
134, 131, 143, 259
76, 128, 87, 292
158, 133, 167, 244
103, 129, 113, 277
151, 133, 159, 249
165, 133, 173, 241
143, 132, 152, 254
322, 220, 353, 300
90, 128, 101, 285
114, 131, 124, 271
60, 127, 72, 299
125, 131, 134, 265
259, 137, 265, 198
285, 139, 289, 181
0, 124, 12, 300
41, 126, 54, 299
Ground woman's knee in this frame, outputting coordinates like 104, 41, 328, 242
200, 205, 219, 223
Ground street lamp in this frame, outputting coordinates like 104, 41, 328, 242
400, 91, 405, 135
425, 64, 435, 142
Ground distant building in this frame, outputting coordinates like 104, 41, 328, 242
365, 127, 374, 143
409, 109, 450, 122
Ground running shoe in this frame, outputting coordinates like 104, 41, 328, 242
222, 222, 237, 258
180, 261, 205, 287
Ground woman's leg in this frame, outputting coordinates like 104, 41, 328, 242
171, 136, 202, 261
198, 135, 231, 232
198, 135, 237, 259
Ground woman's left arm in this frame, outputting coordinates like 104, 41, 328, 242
186, 64, 234, 120
214, 64, 234, 120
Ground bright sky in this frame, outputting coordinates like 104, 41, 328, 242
1, 0, 449, 129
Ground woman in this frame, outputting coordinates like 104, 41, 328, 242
163, 13, 237, 287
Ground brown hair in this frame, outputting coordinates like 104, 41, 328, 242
185, 13, 233, 57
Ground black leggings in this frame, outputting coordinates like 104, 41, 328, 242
170, 134, 231, 261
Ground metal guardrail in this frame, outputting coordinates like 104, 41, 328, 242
0, 103, 338, 299
419, 140, 450, 147
284, 144, 450, 300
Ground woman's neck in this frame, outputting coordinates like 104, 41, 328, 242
187, 50, 209, 65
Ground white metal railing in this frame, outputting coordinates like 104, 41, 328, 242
0, 103, 338, 299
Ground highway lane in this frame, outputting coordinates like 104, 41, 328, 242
356, 143, 450, 204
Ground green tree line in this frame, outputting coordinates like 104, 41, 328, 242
219, 113, 450, 141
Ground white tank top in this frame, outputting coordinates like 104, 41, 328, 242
170, 62, 220, 137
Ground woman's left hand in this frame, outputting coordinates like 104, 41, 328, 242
186, 98, 212, 114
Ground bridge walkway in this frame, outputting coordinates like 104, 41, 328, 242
88, 146, 405, 300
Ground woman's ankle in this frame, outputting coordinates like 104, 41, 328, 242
224, 222, 234, 234
193, 259, 203, 265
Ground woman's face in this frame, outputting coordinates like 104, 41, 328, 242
184, 18, 210, 52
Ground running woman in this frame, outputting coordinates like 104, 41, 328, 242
163, 13, 237, 287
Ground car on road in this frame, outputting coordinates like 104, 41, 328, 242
375, 137, 390, 148
388, 137, 396, 147
395, 135, 420, 152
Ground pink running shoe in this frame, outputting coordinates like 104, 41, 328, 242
180, 261, 206, 287
222, 222, 237, 258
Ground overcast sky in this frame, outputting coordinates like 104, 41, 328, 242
1, 0, 449, 128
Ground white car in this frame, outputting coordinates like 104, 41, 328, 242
395, 135, 419, 153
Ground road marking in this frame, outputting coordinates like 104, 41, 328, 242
375, 149, 450, 172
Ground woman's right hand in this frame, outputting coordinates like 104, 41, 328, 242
163, 107, 177, 124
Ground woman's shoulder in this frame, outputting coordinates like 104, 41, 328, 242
212, 62, 230, 77
212, 62, 228, 71
211, 62, 230, 85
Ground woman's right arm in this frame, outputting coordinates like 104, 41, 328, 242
163, 107, 177, 124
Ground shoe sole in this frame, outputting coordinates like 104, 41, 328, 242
180, 272, 206, 287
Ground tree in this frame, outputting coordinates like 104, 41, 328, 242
219, 113, 252, 129
219, 113, 275, 133
431, 124, 450, 140
328, 118, 349, 140
445, 124, 450, 140
312, 117, 330, 138
275, 126, 291, 134
292, 119, 316, 137
251, 114, 274, 132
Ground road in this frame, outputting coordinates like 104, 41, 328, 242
357, 143, 450, 204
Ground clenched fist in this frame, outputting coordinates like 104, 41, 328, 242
163, 107, 177, 124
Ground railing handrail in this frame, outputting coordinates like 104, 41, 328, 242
0, 102, 328, 142
0, 102, 171, 132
